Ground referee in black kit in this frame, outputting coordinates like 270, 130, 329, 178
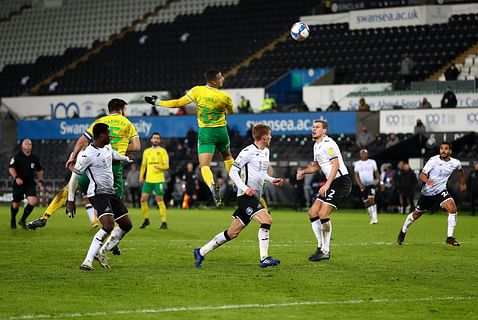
8, 139, 44, 229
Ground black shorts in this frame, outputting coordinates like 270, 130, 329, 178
317, 175, 352, 209
89, 194, 129, 220
415, 190, 453, 212
361, 185, 376, 201
232, 195, 265, 226
12, 182, 37, 202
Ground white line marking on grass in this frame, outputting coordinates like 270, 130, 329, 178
5, 296, 475, 320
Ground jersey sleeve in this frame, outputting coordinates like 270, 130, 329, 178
232, 147, 253, 170
84, 119, 99, 141
455, 159, 462, 170
353, 161, 359, 173
372, 160, 378, 171
73, 151, 92, 175
225, 95, 234, 115
186, 86, 198, 103
34, 155, 43, 171
421, 158, 434, 175
9, 155, 18, 169
161, 148, 169, 166
127, 120, 139, 141
325, 140, 340, 160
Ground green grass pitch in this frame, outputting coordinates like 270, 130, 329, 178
0, 206, 476, 320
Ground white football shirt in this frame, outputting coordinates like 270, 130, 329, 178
421, 155, 462, 196
354, 159, 378, 186
313, 136, 349, 179
73, 144, 117, 197
230, 143, 270, 198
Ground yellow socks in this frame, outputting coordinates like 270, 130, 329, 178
42, 188, 68, 219
224, 158, 234, 173
158, 201, 167, 223
141, 201, 149, 219
200, 166, 214, 188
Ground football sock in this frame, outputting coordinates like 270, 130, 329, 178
402, 213, 415, 233
102, 226, 127, 252
10, 206, 19, 219
158, 201, 167, 223
224, 158, 234, 173
310, 217, 323, 248
141, 201, 149, 219
200, 230, 230, 256
85, 228, 109, 263
258, 224, 271, 261
85, 204, 96, 224
200, 166, 214, 189
321, 219, 332, 254
371, 204, 378, 222
367, 206, 373, 219
447, 213, 457, 237
42, 187, 68, 219
21, 204, 34, 222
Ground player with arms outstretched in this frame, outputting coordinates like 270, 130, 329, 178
397, 142, 466, 246
144, 69, 234, 207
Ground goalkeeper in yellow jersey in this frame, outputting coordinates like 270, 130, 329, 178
138, 132, 169, 229
144, 69, 234, 207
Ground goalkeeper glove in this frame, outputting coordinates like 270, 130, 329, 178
144, 95, 158, 106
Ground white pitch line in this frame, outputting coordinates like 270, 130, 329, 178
4, 296, 475, 320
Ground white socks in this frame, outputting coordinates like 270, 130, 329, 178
85, 204, 96, 224
200, 230, 229, 257
321, 220, 332, 254
310, 218, 323, 248
447, 213, 457, 237
101, 226, 126, 252
84, 228, 108, 265
367, 205, 378, 223
258, 227, 270, 261
401, 213, 415, 233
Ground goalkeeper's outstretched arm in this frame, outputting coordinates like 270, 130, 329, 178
145, 95, 192, 108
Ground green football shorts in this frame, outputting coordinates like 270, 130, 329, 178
197, 126, 231, 154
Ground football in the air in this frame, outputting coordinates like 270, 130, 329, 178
290, 22, 310, 41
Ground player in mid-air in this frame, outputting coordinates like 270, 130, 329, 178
296, 120, 352, 261
353, 149, 380, 224
193, 124, 284, 268
66, 123, 133, 270
138, 132, 170, 229
144, 69, 234, 207
27, 99, 140, 244
397, 142, 466, 246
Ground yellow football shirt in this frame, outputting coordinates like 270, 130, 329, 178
159, 85, 233, 128
140, 146, 169, 183
84, 114, 138, 155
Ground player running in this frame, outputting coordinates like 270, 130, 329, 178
353, 149, 380, 224
193, 124, 284, 268
66, 123, 133, 270
397, 142, 467, 246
